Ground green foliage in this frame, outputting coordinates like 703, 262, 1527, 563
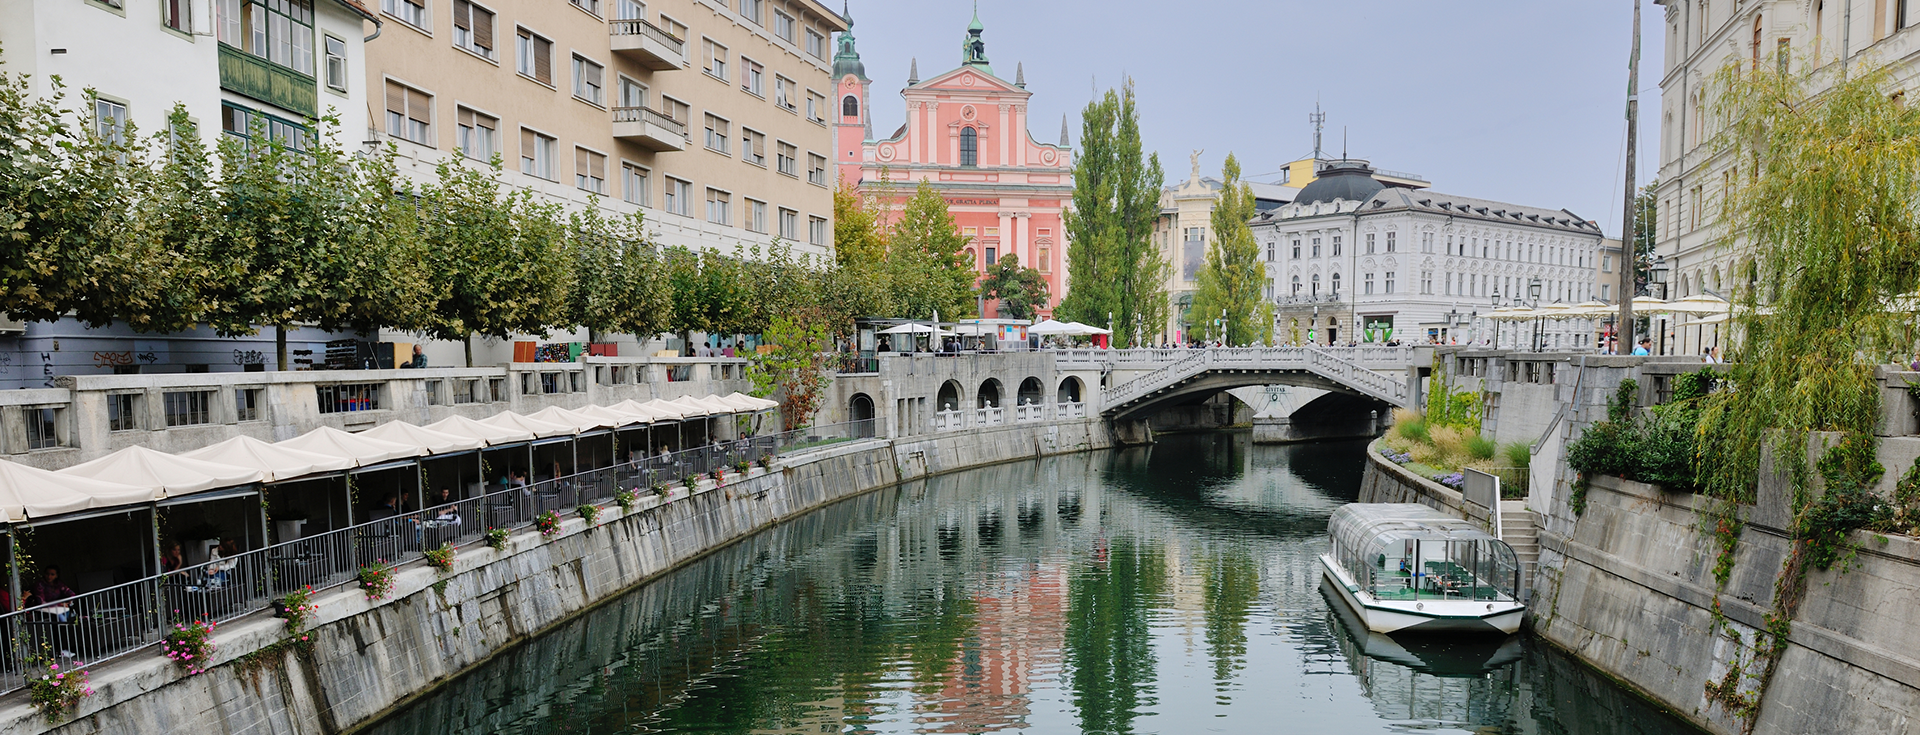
1189, 153, 1269, 346
1393, 416, 1429, 444
832, 179, 887, 268
1466, 435, 1497, 461
614, 487, 637, 514
577, 503, 601, 525
1424, 364, 1483, 431
423, 542, 455, 572
746, 314, 835, 430
886, 181, 977, 320
483, 528, 508, 551
1058, 79, 1168, 347
1502, 442, 1531, 473
979, 254, 1050, 321
1608, 379, 1639, 424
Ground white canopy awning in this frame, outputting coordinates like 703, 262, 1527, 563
1667, 294, 1732, 315
609, 399, 683, 422
1062, 322, 1112, 336
639, 398, 695, 420
524, 406, 617, 432
1027, 318, 1073, 335
721, 392, 779, 411
277, 426, 426, 466
572, 404, 649, 427
424, 415, 536, 446
478, 411, 576, 439
669, 395, 737, 415
60, 445, 264, 498
358, 421, 487, 454
877, 323, 954, 336
180, 435, 357, 483
0, 459, 155, 522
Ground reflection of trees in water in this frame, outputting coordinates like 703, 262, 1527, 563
1201, 545, 1261, 690
1101, 434, 1366, 539
1064, 536, 1166, 735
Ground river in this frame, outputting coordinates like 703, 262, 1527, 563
361, 432, 1701, 735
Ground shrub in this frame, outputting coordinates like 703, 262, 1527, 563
358, 559, 395, 601
1394, 414, 1430, 445
424, 543, 455, 572
653, 482, 671, 497
614, 488, 637, 514
161, 619, 217, 675
1502, 442, 1532, 472
274, 587, 319, 637
734, 460, 751, 474
1466, 435, 1497, 461
1430, 426, 1471, 467
1608, 379, 1639, 423
577, 503, 601, 525
756, 454, 772, 470
1798, 482, 1892, 572
483, 528, 509, 551
682, 474, 699, 490
27, 659, 92, 723
535, 510, 562, 537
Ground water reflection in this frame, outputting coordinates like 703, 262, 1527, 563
362, 433, 1698, 735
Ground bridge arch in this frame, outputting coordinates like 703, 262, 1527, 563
1017, 377, 1044, 406
1057, 376, 1084, 404
937, 380, 964, 412
977, 378, 1003, 408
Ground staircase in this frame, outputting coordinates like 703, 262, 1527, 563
1500, 500, 1539, 601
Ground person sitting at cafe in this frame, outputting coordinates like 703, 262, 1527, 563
205, 541, 237, 587
431, 488, 461, 525
27, 566, 78, 618
370, 494, 401, 521
161, 541, 185, 573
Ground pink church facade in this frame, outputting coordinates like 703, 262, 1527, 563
833, 10, 1073, 317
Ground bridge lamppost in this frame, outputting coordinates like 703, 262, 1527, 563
1528, 278, 1544, 352
1490, 289, 1503, 349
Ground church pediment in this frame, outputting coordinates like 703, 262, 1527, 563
911, 66, 1028, 96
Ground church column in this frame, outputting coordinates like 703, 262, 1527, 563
998, 104, 1010, 165
998, 211, 1013, 264
1014, 104, 1025, 166
927, 103, 940, 164
1016, 212, 1030, 267
908, 101, 921, 162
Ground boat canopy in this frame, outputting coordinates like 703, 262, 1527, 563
1327, 503, 1519, 604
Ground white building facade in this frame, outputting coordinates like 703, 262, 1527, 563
1253, 160, 1607, 348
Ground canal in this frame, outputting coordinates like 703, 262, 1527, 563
361, 433, 1700, 735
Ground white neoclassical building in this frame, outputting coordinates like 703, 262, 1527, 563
1252, 160, 1607, 348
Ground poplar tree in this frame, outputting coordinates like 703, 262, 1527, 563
1189, 153, 1268, 345
1058, 80, 1167, 344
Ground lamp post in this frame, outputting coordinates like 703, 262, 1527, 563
1447, 308, 1458, 344
1490, 289, 1503, 350
1528, 278, 1544, 351
1649, 255, 1670, 355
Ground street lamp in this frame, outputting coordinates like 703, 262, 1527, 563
1490, 289, 1503, 350
1649, 256, 1670, 355
1527, 278, 1544, 351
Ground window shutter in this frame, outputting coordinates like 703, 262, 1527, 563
407, 88, 431, 125
589, 152, 605, 181
521, 128, 537, 161
534, 37, 552, 83
453, 0, 469, 30
385, 81, 406, 116
474, 9, 493, 49
457, 106, 474, 129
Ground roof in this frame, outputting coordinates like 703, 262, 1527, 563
1364, 188, 1602, 235
1293, 159, 1386, 206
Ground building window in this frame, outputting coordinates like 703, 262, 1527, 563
778, 207, 798, 239
806, 28, 825, 58
316, 383, 381, 413
456, 107, 497, 159
236, 388, 263, 421
704, 113, 730, 154
1290, 240, 1300, 259
615, 0, 640, 18
659, 95, 689, 125
703, 38, 728, 80
618, 77, 646, 109
165, 0, 192, 31
706, 188, 731, 225
776, 141, 797, 176
809, 216, 827, 246
1421, 270, 1433, 294
222, 103, 307, 150
746, 199, 766, 233
1385, 271, 1396, 294
808, 91, 826, 122
164, 391, 213, 427
570, 0, 600, 16
575, 148, 607, 194
773, 10, 793, 42
94, 97, 129, 146
24, 407, 60, 450
1365, 233, 1375, 254
517, 28, 553, 85
807, 153, 826, 185
1265, 242, 1273, 261
622, 163, 649, 205
741, 58, 764, 96
739, 0, 761, 24
742, 128, 765, 166
219, 0, 313, 73
1365, 272, 1375, 295
959, 127, 978, 166
520, 128, 555, 179
1602, 254, 1613, 272
452, 0, 496, 58
217, 0, 242, 44
774, 75, 795, 111
108, 394, 140, 432
664, 176, 690, 215
323, 36, 348, 91
1332, 235, 1341, 256
1331, 272, 1341, 294
573, 55, 604, 105
382, 0, 425, 29
1386, 231, 1396, 252
1311, 237, 1321, 258
384, 81, 433, 146
1601, 283, 1612, 301
842, 95, 859, 118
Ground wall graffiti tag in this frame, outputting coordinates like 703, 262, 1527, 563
93, 351, 136, 368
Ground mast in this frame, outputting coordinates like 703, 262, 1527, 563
1617, 0, 1641, 354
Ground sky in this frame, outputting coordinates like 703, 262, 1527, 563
839, 0, 1663, 238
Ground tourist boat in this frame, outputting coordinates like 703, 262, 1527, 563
1321, 503, 1524, 634
1319, 577, 1523, 676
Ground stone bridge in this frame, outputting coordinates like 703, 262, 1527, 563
1057, 346, 1421, 423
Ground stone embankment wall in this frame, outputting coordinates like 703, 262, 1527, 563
5, 419, 1111, 735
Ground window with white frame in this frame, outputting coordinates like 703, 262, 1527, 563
741, 129, 765, 166
746, 199, 766, 233
806, 28, 824, 58
1421, 270, 1433, 294
573, 55, 604, 104
616, 0, 642, 18
520, 127, 555, 179
706, 188, 731, 225
774, 75, 795, 111
658, 14, 685, 40
1332, 234, 1342, 256
659, 95, 688, 124
618, 77, 646, 108
773, 10, 793, 42
704, 113, 729, 154
452, 0, 495, 58
517, 28, 553, 84
1365, 233, 1375, 254
570, 0, 600, 16
808, 216, 827, 247
741, 58, 764, 96
1364, 272, 1374, 295
456, 106, 497, 159
703, 38, 728, 80
1386, 231, 1396, 252
778, 207, 797, 239
220, 0, 315, 75
576, 148, 607, 193
324, 36, 348, 91
382, 0, 425, 29
94, 97, 129, 146
165, 0, 192, 31
807, 152, 826, 185
622, 163, 649, 205
664, 176, 690, 215
776, 141, 797, 176
384, 81, 432, 145
1385, 271, 1396, 293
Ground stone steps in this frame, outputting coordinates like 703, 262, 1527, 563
1499, 504, 1540, 600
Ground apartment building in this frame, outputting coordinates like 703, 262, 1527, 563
363, 0, 846, 264
1652, 0, 1920, 355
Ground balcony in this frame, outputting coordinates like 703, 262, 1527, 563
609, 18, 685, 70
612, 106, 688, 151
218, 43, 318, 118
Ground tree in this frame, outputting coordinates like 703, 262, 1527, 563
1057, 80, 1168, 345
887, 181, 976, 319
1632, 180, 1658, 296
417, 155, 571, 364
979, 254, 1049, 320
832, 179, 887, 268
745, 313, 835, 430
1189, 153, 1268, 345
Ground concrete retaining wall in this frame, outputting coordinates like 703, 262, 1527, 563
5, 419, 1113, 735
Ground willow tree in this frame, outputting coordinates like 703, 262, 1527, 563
1189, 153, 1268, 345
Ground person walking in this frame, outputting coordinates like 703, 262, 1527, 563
1631, 338, 1652, 356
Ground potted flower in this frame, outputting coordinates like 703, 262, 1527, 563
652, 482, 671, 498
484, 528, 509, 551
614, 488, 637, 514
424, 543, 455, 572
358, 559, 396, 601
577, 503, 601, 525
161, 619, 218, 676
535, 510, 562, 537
27, 659, 92, 723
274, 587, 319, 637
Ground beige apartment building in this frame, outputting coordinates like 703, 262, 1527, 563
364, 0, 845, 262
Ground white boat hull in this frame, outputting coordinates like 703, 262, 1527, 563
1320, 554, 1524, 635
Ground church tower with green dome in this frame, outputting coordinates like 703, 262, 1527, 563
833, 2, 874, 186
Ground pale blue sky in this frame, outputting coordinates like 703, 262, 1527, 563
841, 1, 1662, 238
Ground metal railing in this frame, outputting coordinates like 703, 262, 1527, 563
0, 420, 872, 695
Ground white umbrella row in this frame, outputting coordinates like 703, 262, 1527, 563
0, 392, 779, 523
